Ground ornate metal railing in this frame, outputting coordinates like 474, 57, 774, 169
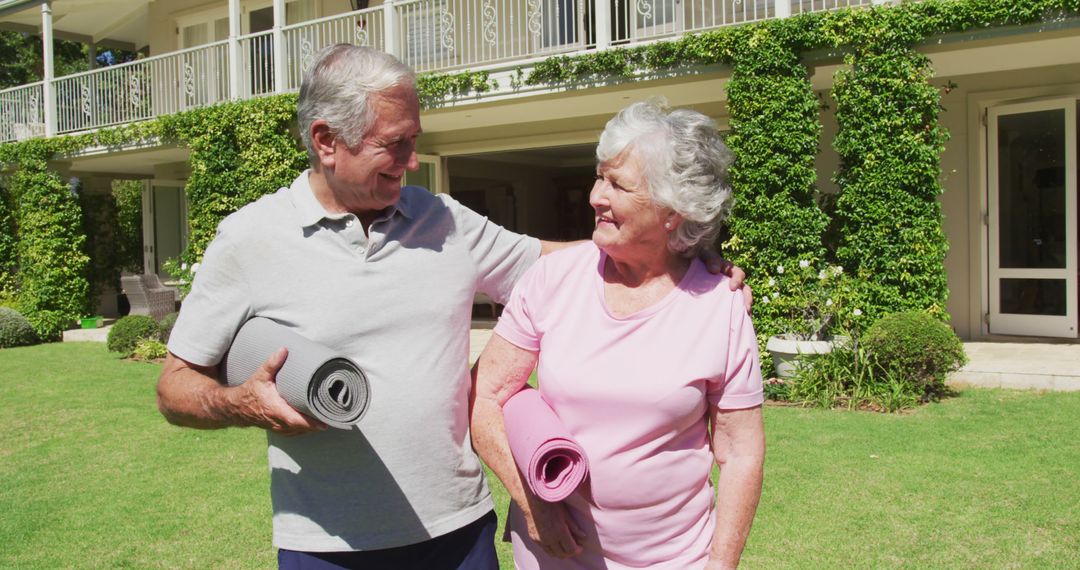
793, 0, 873, 15
49, 42, 229, 136
394, 0, 590, 73
0, 0, 879, 143
282, 8, 386, 91
0, 82, 44, 143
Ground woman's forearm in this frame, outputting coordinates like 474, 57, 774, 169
471, 392, 534, 512
708, 405, 765, 569
708, 455, 764, 568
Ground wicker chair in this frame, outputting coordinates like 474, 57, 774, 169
121, 274, 177, 320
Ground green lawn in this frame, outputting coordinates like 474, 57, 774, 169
1, 343, 1077, 569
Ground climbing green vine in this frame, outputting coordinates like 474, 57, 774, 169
155, 94, 307, 289
830, 8, 950, 322
722, 23, 829, 340
0, 140, 90, 340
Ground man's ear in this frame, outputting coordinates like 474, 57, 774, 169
310, 120, 337, 170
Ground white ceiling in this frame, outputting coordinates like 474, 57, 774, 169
0, 0, 151, 50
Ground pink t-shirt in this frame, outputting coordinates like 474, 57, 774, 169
495, 242, 764, 569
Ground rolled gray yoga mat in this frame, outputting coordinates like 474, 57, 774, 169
222, 317, 371, 429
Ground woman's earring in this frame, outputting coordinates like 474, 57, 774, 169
664, 221, 672, 230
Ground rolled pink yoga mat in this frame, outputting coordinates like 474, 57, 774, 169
502, 388, 589, 502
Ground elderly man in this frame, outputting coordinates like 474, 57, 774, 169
157, 44, 745, 569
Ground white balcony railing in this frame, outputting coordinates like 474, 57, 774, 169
282, 8, 387, 92
793, 0, 873, 16
0, 0, 877, 144
49, 41, 230, 135
395, 0, 590, 73
0, 82, 44, 142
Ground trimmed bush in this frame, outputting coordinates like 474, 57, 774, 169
0, 307, 38, 348
133, 339, 168, 361
106, 315, 160, 357
158, 312, 179, 344
863, 311, 967, 402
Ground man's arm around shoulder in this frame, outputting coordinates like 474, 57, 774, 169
156, 349, 326, 436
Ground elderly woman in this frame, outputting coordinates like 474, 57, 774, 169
470, 100, 765, 569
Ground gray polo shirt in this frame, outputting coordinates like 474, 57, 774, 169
168, 171, 540, 551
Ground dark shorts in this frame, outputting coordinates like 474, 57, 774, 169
277, 510, 498, 570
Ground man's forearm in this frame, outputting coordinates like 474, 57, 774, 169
156, 354, 245, 429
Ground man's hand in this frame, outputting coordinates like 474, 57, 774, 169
523, 498, 584, 559
230, 347, 328, 436
157, 349, 327, 435
699, 249, 752, 312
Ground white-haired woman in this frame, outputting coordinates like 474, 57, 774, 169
470, 101, 765, 569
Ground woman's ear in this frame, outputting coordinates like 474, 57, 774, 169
310, 120, 337, 170
664, 212, 683, 232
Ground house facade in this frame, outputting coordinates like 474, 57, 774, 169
0, 0, 1078, 342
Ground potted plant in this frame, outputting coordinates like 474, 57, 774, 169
757, 260, 861, 379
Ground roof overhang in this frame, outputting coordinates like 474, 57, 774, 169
0, 0, 150, 51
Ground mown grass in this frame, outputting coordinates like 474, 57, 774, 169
1, 343, 1077, 568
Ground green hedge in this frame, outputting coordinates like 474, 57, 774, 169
830, 12, 950, 322
0, 181, 15, 299
6, 142, 90, 340
723, 24, 828, 340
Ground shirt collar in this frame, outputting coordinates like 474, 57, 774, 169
290, 170, 414, 228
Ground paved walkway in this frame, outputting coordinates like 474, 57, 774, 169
950, 342, 1080, 392
64, 322, 1077, 392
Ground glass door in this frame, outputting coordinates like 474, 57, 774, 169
987, 99, 1077, 337
142, 182, 188, 280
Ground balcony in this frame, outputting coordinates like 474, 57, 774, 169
0, 0, 873, 144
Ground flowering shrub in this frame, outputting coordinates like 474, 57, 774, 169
161, 259, 200, 296
755, 258, 864, 341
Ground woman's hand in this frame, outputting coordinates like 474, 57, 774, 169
523, 499, 584, 559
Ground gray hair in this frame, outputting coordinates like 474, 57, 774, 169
298, 44, 416, 165
596, 100, 735, 257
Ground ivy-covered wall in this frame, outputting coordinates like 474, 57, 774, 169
0, 0, 1078, 341
154, 95, 308, 286
2, 140, 90, 340
0, 180, 16, 303
831, 10, 950, 323
723, 24, 829, 339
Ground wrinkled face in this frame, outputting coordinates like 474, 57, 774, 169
589, 148, 671, 260
330, 83, 421, 213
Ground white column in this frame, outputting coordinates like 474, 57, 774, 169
228, 0, 242, 99
41, 1, 56, 137
775, 0, 791, 19
383, 0, 399, 58
273, 0, 287, 93
593, 0, 610, 51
